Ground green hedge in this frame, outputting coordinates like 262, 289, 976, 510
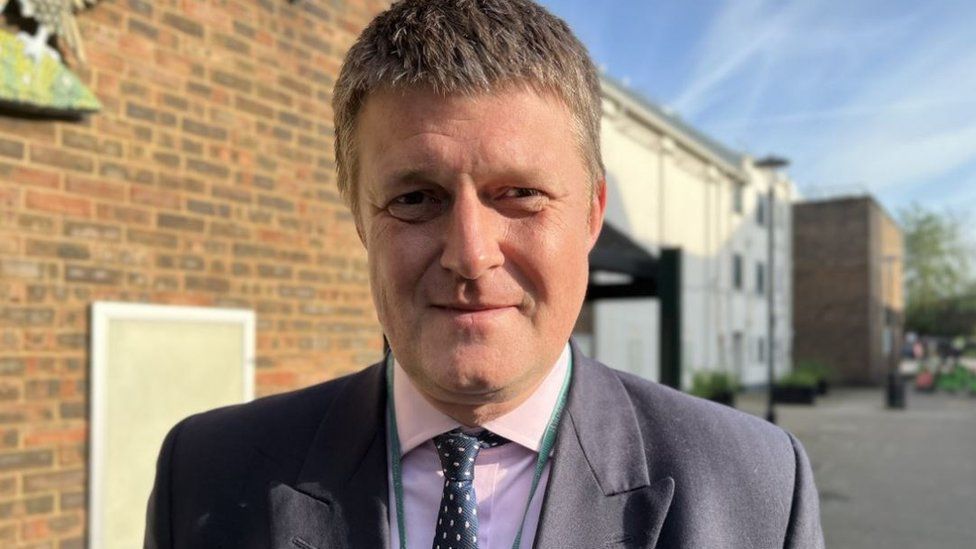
777, 370, 820, 389
793, 359, 831, 382
690, 371, 737, 399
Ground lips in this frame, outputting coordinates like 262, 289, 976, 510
430, 302, 518, 324
432, 303, 516, 312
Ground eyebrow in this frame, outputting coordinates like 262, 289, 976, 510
382, 164, 554, 190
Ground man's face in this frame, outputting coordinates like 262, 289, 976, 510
355, 85, 605, 412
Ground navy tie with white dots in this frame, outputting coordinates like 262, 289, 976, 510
431, 429, 507, 549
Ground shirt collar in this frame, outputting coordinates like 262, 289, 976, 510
392, 343, 571, 455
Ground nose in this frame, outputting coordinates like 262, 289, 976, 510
440, 189, 504, 280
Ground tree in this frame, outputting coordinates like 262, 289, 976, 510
898, 203, 975, 335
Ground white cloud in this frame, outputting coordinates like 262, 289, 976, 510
670, 0, 976, 210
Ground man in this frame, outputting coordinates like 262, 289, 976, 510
145, 1, 825, 548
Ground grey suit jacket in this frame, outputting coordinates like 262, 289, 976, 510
145, 344, 824, 548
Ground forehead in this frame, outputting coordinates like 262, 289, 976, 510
354, 85, 585, 182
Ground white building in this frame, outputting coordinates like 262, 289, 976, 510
578, 77, 795, 389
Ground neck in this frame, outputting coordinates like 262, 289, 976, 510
421, 388, 539, 427
390, 345, 569, 432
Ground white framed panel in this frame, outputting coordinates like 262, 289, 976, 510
89, 302, 255, 549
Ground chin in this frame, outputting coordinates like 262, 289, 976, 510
424, 342, 520, 396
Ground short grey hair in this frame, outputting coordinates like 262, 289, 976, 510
332, 0, 604, 221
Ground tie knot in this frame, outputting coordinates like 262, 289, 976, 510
433, 429, 507, 480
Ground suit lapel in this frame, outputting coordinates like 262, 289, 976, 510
270, 362, 391, 549
534, 344, 674, 548
266, 345, 676, 548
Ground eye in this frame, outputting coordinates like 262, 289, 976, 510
498, 187, 548, 214
386, 191, 446, 222
503, 188, 543, 199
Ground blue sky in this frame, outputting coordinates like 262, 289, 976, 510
539, 0, 976, 222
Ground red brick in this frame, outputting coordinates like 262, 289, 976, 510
256, 370, 298, 388
155, 50, 196, 77
0, 186, 20, 207
29, 146, 94, 173
0, 403, 54, 424
88, 45, 126, 72
60, 129, 99, 152
22, 469, 84, 493
128, 16, 159, 39
130, 187, 181, 209
64, 176, 125, 201
0, 307, 55, 326
59, 491, 84, 511
24, 426, 88, 448
25, 191, 91, 218
0, 449, 53, 472
157, 213, 205, 232
57, 445, 85, 468
0, 475, 16, 497
24, 240, 90, 260
0, 522, 14, 544
63, 220, 122, 241
0, 118, 57, 142
0, 163, 61, 189
96, 203, 151, 225
127, 228, 178, 249
64, 265, 123, 285
0, 494, 53, 520
0, 136, 25, 159
21, 512, 81, 540
0, 428, 17, 449
14, 214, 57, 235
118, 32, 155, 60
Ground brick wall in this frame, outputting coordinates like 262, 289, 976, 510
793, 198, 872, 384
0, 0, 389, 546
793, 196, 903, 385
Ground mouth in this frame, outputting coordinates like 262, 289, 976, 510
430, 303, 518, 323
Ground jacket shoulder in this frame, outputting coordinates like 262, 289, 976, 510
611, 367, 795, 461
145, 362, 386, 548
171, 362, 384, 457
604, 366, 817, 546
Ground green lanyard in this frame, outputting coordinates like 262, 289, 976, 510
386, 352, 572, 549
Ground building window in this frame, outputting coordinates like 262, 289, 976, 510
756, 261, 765, 294
758, 336, 765, 363
733, 254, 743, 290
756, 195, 766, 225
733, 184, 744, 214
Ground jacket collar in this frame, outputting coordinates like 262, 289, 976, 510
269, 341, 674, 549
532, 341, 674, 548
269, 361, 391, 549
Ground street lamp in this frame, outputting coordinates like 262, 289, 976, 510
755, 155, 790, 424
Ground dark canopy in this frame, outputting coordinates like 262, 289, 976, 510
587, 222, 658, 299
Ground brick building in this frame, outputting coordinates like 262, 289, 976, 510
0, 1, 390, 546
792, 196, 904, 385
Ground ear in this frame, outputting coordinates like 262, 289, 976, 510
587, 176, 607, 251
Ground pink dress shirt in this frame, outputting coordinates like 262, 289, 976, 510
387, 344, 571, 549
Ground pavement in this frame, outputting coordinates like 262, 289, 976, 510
738, 387, 976, 549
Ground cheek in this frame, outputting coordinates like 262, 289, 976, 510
368, 223, 437, 297
509, 215, 591, 293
